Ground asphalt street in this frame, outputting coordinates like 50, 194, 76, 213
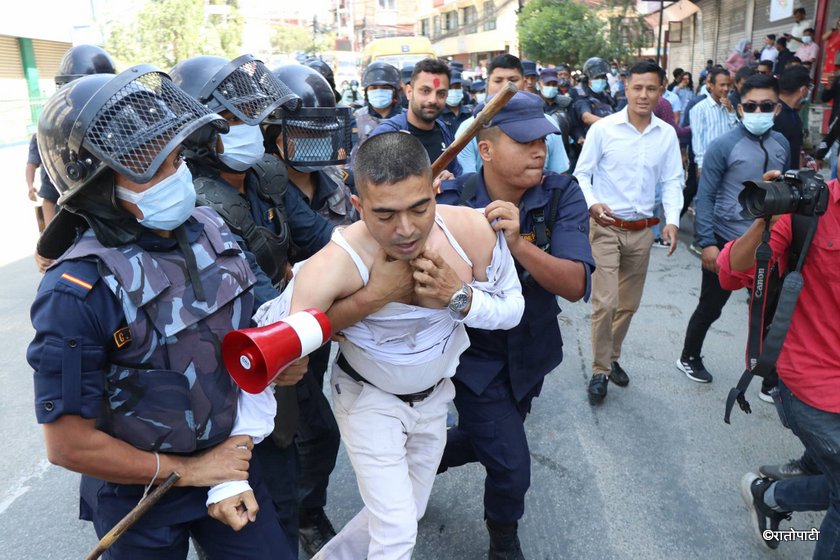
0, 141, 822, 559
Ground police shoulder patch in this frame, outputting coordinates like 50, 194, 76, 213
53, 261, 101, 300
113, 326, 132, 349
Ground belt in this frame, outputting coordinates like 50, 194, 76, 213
609, 217, 660, 231
336, 353, 440, 406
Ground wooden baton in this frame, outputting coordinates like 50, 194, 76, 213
84, 471, 180, 560
430, 81, 519, 178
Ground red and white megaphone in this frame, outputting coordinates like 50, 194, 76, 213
222, 308, 332, 394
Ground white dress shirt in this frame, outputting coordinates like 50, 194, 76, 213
759, 45, 779, 64
576, 107, 685, 226
789, 19, 812, 52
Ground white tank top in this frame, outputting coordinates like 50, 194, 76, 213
333, 214, 472, 394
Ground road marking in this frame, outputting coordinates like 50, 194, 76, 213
0, 459, 51, 515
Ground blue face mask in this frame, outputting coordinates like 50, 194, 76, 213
367, 88, 393, 109
475, 92, 487, 103
590, 79, 608, 93
741, 112, 775, 136
446, 89, 464, 106
540, 86, 558, 99
290, 136, 333, 163
219, 123, 265, 171
115, 162, 196, 231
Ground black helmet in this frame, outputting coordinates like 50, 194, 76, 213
38, 65, 227, 208
305, 57, 341, 103
582, 57, 610, 80
362, 61, 400, 89
264, 65, 352, 167
54, 44, 117, 87
401, 64, 414, 84
170, 54, 301, 125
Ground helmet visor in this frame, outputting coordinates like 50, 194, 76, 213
74, 65, 228, 184
279, 106, 352, 166
210, 55, 302, 125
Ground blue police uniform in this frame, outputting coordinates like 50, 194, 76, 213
27, 211, 295, 560
441, 103, 473, 138
437, 170, 595, 524
28, 134, 60, 203
369, 112, 463, 176
573, 86, 616, 142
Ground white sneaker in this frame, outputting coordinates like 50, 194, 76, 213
758, 387, 774, 403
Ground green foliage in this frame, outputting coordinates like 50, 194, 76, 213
270, 23, 334, 55
517, 0, 642, 66
103, 0, 244, 70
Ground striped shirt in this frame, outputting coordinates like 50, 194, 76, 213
690, 95, 738, 169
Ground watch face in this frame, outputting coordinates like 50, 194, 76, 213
450, 291, 469, 312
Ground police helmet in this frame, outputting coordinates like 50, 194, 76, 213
264, 65, 352, 167
54, 45, 117, 87
362, 61, 401, 90
38, 66, 228, 209
582, 57, 610, 80
401, 64, 414, 84
170, 54, 301, 125
305, 57, 341, 103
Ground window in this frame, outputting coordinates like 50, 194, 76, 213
462, 6, 478, 34
433, 15, 441, 38
483, 1, 496, 31
444, 10, 458, 31
378, 0, 396, 9
421, 19, 429, 37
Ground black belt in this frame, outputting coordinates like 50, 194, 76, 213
336, 353, 440, 406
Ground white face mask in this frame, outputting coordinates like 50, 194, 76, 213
475, 92, 487, 103
802, 36, 813, 44
446, 89, 464, 106
219, 123, 265, 171
367, 89, 393, 109
115, 163, 196, 231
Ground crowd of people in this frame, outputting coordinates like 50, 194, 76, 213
20, 18, 840, 560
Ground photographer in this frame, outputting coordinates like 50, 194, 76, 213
717, 171, 840, 554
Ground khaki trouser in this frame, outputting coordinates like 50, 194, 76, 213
589, 219, 654, 374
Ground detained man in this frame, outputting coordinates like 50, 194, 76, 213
261, 132, 524, 559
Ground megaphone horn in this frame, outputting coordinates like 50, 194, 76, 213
222, 308, 332, 394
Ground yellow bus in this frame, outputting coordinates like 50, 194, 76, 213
360, 36, 436, 72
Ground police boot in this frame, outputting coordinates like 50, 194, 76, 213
486, 518, 526, 560
299, 507, 337, 556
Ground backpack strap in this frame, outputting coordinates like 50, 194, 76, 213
457, 174, 479, 206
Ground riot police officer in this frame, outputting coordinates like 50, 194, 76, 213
538, 68, 577, 167
27, 65, 300, 559
263, 63, 357, 556
305, 57, 342, 104
170, 53, 334, 555
349, 61, 403, 167
573, 57, 616, 144
440, 68, 472, 138
399, 64, 413, 109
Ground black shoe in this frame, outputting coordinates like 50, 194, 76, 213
588, 373, 609, 404
739, 472, 791, 550
299, 507, 337, 556
609, 361, 629, 387
486, 519, 525, 560
676, 356, 713, 383
759, 459, 810, 481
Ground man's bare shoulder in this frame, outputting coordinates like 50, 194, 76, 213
333, 221, 379, 265
436, 204, 497, 274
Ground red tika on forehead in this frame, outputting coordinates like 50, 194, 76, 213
434, 78, 440, 88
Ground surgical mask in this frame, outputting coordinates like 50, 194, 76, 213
540, 86, 558, 98
558, 78, 570, 88
115, 163, 196, 231
290, 136, 333, 163
219, 123, 265, 171
590, 79, 608, 93
367, 89, 393, 109
802, 36, 813, 44
611, 68, 618, 75
741, 112, 775, 136
475, 92, 486, 103
446, 89, 464, 106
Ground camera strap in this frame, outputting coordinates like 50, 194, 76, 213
725, 215, 819, 423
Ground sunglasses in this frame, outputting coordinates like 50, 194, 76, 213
741, 101, 777, 113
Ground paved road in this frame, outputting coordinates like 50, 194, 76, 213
0, 141, 822, 558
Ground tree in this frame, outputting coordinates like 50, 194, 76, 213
103, 0, 244, 70
517, 0, 642, 66
270, 23, 314, 55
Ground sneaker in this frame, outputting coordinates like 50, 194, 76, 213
652, 237, 671, 249
299, 507, 337, 556
739, 472, 791, 550
758, 387, 774, 403
688, 243, 703, 256
760, 459, 809, 481
676, 356, 713, 383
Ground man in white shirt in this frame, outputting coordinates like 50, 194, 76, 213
575, 61, 684, 405
786, 7, 812, 53
760, 34, 779, 65
280, 132, 524, 560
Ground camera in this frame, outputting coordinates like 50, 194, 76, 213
739, 169, 829, 219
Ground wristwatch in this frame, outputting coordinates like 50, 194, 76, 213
448, 282, 473, 315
